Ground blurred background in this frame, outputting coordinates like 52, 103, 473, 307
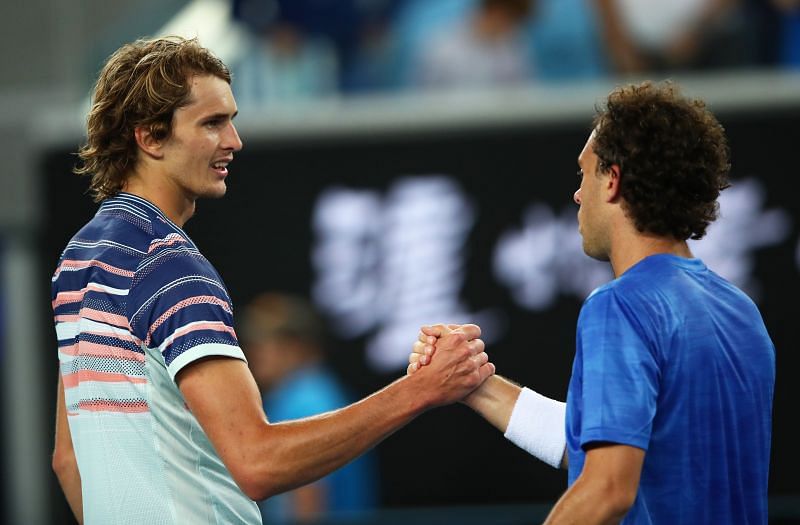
2, 0, 799, 523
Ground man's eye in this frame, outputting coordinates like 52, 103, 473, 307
577, 169, 584, 179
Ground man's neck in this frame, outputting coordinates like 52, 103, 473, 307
608, 226, 693, 278
122, 175, 195, 227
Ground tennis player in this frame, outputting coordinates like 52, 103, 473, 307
51, 36, 494, 524
411, 81, 775, 524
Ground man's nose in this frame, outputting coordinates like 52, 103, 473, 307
573, 188, 581, 205
224, 122, 243, 152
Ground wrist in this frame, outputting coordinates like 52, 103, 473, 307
395, 370, 438, 415
504, 387, 566, 469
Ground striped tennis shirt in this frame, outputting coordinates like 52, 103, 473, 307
52, 192, 261, 524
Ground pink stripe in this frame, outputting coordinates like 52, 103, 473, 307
145, 296, 232, 346
68, 340, 145, 362
57, 259, 134, 278
148, 235, 185, 253
55, 314, 80, 323
52, 283, 113, 308
80, 307, 130, 329
161, 321, 237, 351
58, 344, 78, 356
79, 400, 149, 413
63, 371, 147, 388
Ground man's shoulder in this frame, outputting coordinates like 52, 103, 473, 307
53, 209, 153, 282
137, 225, 212, 279
129, 222, 225, 305
585, 255, 693, 302
580, 270, 658, 321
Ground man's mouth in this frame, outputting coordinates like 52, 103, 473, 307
211, 158, 232, 175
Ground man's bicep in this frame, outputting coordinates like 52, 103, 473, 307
583, 442, 645, 496
578, 290, 659, 449
177, 357, 268, 470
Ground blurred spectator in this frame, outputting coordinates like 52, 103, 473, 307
387, 0, 605, 91
409, 0, 536, 90
342, 2, 410, 93
232, 22, 339, 108
240, 292, 379, 524
383, 0, 476, 88
773, 0, 800, 67
527, 0, 607, 81
233, 0, 402, 91
595, 0, 755, 73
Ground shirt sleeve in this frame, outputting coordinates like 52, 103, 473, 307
127, 243, 245, 381
575, 288, 660, 451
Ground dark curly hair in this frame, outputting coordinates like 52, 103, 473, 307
592, 81, 730, 240
74, 36, 231, 202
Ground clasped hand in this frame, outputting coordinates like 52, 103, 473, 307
407, 323, 494, 404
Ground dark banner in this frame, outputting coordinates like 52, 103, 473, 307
41, 106, 800, 508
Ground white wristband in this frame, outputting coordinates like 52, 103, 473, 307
503, 387, 567, 469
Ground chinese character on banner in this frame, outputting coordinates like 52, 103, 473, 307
312, 176, 500, 372
494, 177, 793, 310
688, 177, 792, 299
493, 204, 612, 310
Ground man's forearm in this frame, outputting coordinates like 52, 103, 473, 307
54, 458, 83, 524
462, 375, 522, 432
464, 375, 567, 469
54, 376, 83, 523
249, 373, 432, 498
181, 328, 492, 502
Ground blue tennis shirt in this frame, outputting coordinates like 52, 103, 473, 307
566, 254, 774, 524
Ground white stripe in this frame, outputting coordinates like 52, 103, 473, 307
86, 282, 129, 296
137, 245, 199, 273
56, 318, 137, 341
165, 343, 246, 381
55, 320, 80, 340
66, 239, 147, 255
131, 275, 228, 321
116, 193, 160, 213
117, 194, 188, 239
79, 318, 137, 339
51, 261, 133, 282
100, 202, 151, 222
58, 349, 77, 365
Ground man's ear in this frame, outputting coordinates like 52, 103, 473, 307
134, 126, 165, 160
606, 164, 622, 202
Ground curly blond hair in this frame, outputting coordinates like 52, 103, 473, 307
74, 36, 231, 201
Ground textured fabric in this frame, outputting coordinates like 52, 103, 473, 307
52, 192, 260, 524
259, 365, 378, 523
566, 254, 774, 525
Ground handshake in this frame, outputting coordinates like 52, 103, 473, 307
403, 323, 495, 408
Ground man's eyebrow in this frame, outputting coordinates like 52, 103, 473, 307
202, 111, 238, 121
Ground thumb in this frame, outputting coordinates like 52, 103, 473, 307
421, 324, 451, 338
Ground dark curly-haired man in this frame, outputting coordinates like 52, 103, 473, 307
411, 81, 775, 524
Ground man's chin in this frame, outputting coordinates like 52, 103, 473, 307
582, 242, 610, 262
587, 252, 610, 262
201, 184, 227, 199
